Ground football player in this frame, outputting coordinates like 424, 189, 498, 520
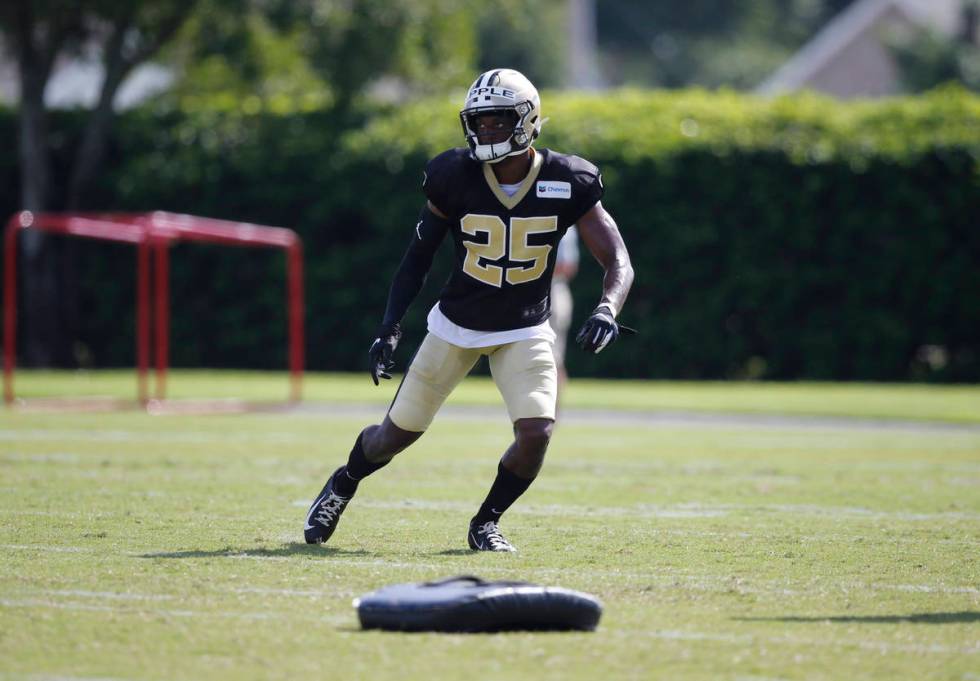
304, 68, 634, 552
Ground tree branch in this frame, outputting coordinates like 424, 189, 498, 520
66, 14, 133, 209
66, 3, 199, 208
129, 3, 199, 67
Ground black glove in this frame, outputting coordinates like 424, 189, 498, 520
575, 305, 634, 354
368, 322, 402, 385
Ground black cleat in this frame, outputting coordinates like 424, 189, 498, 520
468, 520, 517, 552
304, 467, 352, 545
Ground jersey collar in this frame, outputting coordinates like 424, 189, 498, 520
482, 148, 544, 210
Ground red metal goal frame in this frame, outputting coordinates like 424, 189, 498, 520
3, 211, 305, 407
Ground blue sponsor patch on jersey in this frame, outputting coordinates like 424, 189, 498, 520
536, 181, 571, 199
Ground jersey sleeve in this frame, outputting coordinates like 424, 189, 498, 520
568, 156, 604, 224
421, 150, 459, 215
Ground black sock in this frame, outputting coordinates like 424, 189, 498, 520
333, 433, 390, 497
472, 462, 535, 525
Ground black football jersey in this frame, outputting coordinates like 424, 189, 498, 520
423, 147, 603, 331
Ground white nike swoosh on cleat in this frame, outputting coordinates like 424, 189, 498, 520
304, 496, 324, 531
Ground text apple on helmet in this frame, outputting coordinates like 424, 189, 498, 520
469, 87, 516, 99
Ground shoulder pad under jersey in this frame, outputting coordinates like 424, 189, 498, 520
546, 151, 603, 220
422, 148, 471, 214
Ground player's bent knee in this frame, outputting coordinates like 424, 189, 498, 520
364, 418, 424, 462
514, 418, 554, 452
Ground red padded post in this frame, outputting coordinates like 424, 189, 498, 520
153, 238, 170, 401
137, 240, 151, 404
3, 212, 29, 404
287, 238, 305, 402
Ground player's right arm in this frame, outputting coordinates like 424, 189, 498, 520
369, 200, 450, 384
380, 201, 450, 329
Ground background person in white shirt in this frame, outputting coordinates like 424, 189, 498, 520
549, 226, 579, 389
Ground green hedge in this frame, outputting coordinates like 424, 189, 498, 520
2, 87, 978, 381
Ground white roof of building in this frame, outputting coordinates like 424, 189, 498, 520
758, 0, 962, 95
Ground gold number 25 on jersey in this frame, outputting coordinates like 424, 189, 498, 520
461, 214, 558, 287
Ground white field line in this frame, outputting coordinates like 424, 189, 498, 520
0, 579, 358, 607
284, 402, 980, 433
0, 430, 309, 444
5, 495, 980, 524
634, 629, 978, 656
1, 544, 91, 553
5, 407, 980, 447
643, 528, 980, 547
0, 453, 82, 463
33, 589, 175, 601
6, 450, 980, 475
1, 675, 141, 681
224, 586, 357, 597
338, 499, 730, 519
724, 503, 980, 522
288, 497, 980, 522
0, 597, 350, 624
848, 583, 979, 595
869, 582, 980, 594
773, 632, 979, 656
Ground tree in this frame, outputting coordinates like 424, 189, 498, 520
593, 0, 861, 88
167, 0, 479, 113
166, 0, 568, 113
0, 0, 198, 365
887, 1, 980, 92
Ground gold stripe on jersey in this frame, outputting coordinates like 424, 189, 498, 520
482, 148, 544, 210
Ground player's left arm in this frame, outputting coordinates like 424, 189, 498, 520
578, 201, 634, 318
574, 201, 635, 353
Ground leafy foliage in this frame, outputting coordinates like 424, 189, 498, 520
886, 11, 980, 93
165, 0, 537, 111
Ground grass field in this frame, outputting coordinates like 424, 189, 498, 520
1, 372, 978, 680
11, 369, 980, 422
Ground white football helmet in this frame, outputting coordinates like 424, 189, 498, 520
460, 69, 542, 163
